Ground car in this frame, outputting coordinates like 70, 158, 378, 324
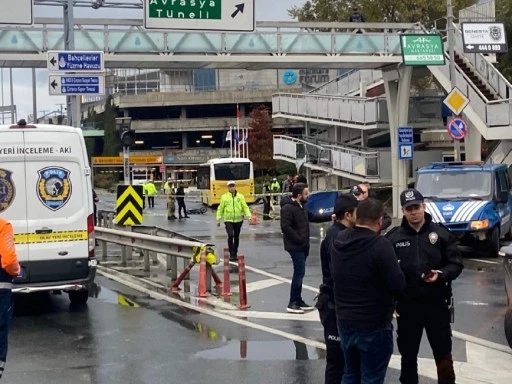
0, 120, 96, 304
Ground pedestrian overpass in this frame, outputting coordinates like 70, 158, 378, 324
3, 17, 509, 216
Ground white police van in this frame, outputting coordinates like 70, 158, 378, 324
0, 121, 96, 304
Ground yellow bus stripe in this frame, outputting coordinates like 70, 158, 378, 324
14, 230, 88, 245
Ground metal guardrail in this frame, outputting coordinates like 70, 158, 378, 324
272, 93, 443, 127
96, 210, 213, 280
273, 134, 386, 178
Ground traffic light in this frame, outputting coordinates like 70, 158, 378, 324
119, 127, 136, 147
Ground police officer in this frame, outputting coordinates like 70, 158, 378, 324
316, 193, 358, 384
0, 217, 20, 380
386, 189, 463, 384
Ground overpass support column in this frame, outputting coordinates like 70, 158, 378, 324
383, 66, 413, 219
465, 122, 482, 161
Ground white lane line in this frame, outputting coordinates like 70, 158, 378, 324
98, 265, 512, 357
97, 266, 326, 350
467, 259, 500, 265
225, 260, 319, 293
218, 309, 320, 322
245, 279, 283, 293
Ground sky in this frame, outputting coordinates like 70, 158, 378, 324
0, 0, 305, 123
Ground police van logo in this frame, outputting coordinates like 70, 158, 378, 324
442, 204, 454, 212
37, 167, 72, 211
0, 169, 16, 213
489, 26, 502, 41
429, 232, 439, 245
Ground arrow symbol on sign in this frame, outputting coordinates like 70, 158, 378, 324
50, 79, 58, 90
231, 3, 245, 18
466, 44, 474, 50
50, 57, 57, 67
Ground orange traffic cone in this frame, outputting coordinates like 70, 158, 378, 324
249, 210, 259, 225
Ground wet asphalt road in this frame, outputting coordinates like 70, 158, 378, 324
5, 194, 512, 383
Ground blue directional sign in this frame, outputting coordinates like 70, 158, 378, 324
47, 51, 104, 73
49, 75, 105, 96
448, 117, 468, 140
398, 126, 414, 160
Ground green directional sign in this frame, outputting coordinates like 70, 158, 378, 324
144, 0, 255, 32
400, 34, 445, 66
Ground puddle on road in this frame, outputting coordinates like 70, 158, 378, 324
195, 340, 322, 361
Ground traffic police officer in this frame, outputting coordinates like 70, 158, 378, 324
316, 193, 358, 384
386, 189, 463, 384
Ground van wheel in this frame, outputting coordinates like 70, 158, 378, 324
505, 307, 512, 348
69, 290, 89, 305
489, 227, 500, 258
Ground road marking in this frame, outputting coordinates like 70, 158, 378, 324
98, 266, 512, 383
467, 258, 500, 265
225, 260, 319, 293
97, 266, 326, 350
245, 278, 283, 293
218, 309, 320, 322
458, 301, 489, 306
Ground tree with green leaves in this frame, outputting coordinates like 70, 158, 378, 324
101, 96, 120, 157
288, 0, 475, 24
248, 104, 275, 174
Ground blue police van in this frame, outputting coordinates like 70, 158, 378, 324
415, 162, 512, 257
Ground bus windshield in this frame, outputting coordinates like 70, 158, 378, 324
214, 163, 250, 181
416, 171, 492, 200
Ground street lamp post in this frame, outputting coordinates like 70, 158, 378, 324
447, 0, 460, 161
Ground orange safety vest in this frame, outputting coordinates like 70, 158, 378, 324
0, 218, 20, 277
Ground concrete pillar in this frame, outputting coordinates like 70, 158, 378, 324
180, 107, 187, 119
123, 109, 129, 117
182, 132, 188, 149
305, 167, 312, 190
361, 131, 368, 147
464, 122, 482, 161
383, 66, 413, 219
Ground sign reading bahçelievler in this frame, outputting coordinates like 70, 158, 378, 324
400, 34, 445, 66
143, 0, 255, 32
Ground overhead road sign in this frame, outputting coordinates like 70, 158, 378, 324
116, 185, 144, 226
0, 0, 33, 25
443, 87, 469, 116
447, 117, 468, 141
49, 75, 105, 96
400, 34, 445, 66
47, 51, 104, 73
144, 0, 255, 32
398, 126, 414, 160
461, 22, 508, 54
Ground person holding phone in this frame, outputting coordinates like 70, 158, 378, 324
386, 189, 464, 384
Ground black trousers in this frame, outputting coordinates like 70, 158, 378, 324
148, 196, 155, 208
177, 200, 187, 217
317, 294, 344, 384
263, 198, 271, 220
397, 297, 455, 384
225, 221, 243, 260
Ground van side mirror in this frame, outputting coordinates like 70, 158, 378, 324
498, 190, 509, 203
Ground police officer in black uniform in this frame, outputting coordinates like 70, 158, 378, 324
386, 189, 463, 384
316, 193, 359, 384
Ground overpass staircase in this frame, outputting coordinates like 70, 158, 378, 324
274, 22, 512, 180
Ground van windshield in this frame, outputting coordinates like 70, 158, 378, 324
416, 171, 492, 200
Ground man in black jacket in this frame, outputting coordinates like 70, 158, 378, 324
386, 189, 463, 384
280, 182, 332, 314
317, 193, 358, 384
176, 182, 189, 220
332, 198, 406, 383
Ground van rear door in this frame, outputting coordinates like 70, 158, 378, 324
23, 129, 91, 283
0, 129, 29, 283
